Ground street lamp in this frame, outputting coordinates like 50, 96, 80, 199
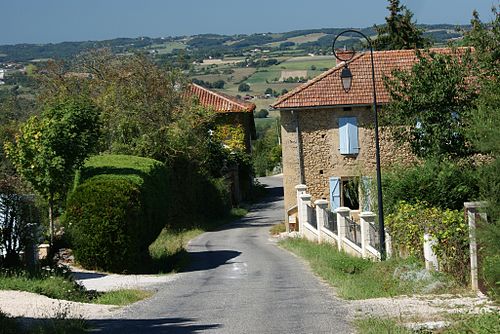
332, 30, 386, 260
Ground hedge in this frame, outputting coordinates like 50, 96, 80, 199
64, 155, 170, 272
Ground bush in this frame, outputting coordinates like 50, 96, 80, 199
64, 155, 170, 272
238, 83, 250, 92
386, 201, 469, 283
382, 159, 479, 214
254, 109, 269, 118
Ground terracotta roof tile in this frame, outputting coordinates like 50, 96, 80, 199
189, 83, 256, 113
272, 48, 471, 109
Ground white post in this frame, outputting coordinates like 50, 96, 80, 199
336, 207, 350, 251
315, 199, 328, 243
423, 233, 439, 271
385, 231, 392, 259
295, 184, 307, 233
360, 211, 375, 259
464, 202, 483, 291
299, 193, 311, 235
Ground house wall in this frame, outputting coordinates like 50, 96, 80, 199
280, 106, 416, 211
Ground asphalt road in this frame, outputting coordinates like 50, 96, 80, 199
90, 175, 352, 333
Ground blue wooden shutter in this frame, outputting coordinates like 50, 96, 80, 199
329, 177, 341, 211
361, 176, 372, 211
339, 117, 359, 154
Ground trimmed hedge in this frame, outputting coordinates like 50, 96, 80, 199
64, 155, 170, 272
382, 159, 479, 214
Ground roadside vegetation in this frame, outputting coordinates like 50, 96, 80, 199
0, 308, 88, 334
356, 313, 500, 334
0, 268, 151, 306
279, 238, 462, 300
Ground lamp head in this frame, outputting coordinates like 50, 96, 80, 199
340, 65, 352, 93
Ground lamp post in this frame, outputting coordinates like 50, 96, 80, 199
332, 30, 386, 260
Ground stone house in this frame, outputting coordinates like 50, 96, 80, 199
189, 83, 256, 204
189, 83, 256, 153
272, 48, 463, 214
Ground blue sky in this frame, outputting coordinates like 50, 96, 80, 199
1, 0, 497, 45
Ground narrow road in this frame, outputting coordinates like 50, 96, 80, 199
91, 175, 352, 333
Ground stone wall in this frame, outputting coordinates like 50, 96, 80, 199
280, 106, 416, 210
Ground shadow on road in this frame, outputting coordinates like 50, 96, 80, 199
71, 271, 108, 281
182, 250, 241, 273
86, 317, 220, 333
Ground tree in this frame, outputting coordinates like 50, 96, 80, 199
264, 87, 273, 95
382, 49, 477, 159
38, 50, 219, 168
5, 97, 101, 245
254, 109, 269, 118
238, 83, 250, 92
373, 0, 431, 50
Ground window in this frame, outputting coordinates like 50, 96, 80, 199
329, 176, 360, 210
339, 117, 359, 155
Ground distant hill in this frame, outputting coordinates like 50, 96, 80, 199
0, 24, 468, 63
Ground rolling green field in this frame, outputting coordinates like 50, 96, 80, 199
148, 41, 186, 54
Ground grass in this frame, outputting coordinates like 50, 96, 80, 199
93, 289, 153, 306
0, 308, 88, 334
279, 237, 458, 300
0, 269, 151, 306
270, 223, 286, 235
356, 313, 500, 334
356, 318, 412, 334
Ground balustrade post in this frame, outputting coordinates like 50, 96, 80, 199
315, 199, 328, 243
359, 211, 375, 259
295, 184, 307, 233
299, 193, 311, 235
336, 207, 350, 251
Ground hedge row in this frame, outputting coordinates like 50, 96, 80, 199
64, 154, 231, 273
64, 155, 170, 272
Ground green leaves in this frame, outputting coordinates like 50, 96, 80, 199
383, 49, 477, 159
386, 201, 469, 282
5, 97, 101, 201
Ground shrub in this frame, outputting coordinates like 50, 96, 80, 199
238, 83, 250, 92
254, 109, 269, 118
386, 201, 469, 283
382, 159, 479, 214
64, 155, 170, 272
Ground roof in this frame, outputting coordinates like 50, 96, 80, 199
272, 48, 470, 109
189, 83, 256, 113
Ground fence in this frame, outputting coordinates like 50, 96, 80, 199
289, 184, 390, 260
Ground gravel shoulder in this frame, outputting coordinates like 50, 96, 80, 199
0, 290, 118, 319
0, 268, 180, 320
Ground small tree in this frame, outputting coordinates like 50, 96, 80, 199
254, 109, 269, 118
373, 0, 431, 50
238, 83, 250, 92
5, 97, 101, 245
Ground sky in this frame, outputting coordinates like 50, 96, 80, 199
0, 0, 497, 45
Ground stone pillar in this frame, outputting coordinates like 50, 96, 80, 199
299, 193, 311, 235
315, 199, 328, 243
295, 184, 307, 233
423, 233, 439, 271
360, 211, 376, 259
336, 207, 350, 251
464, 202, 487, 291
